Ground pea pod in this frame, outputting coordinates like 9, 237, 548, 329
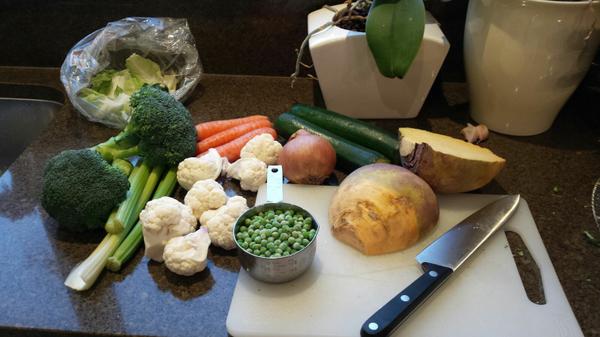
366, 0, 425, 78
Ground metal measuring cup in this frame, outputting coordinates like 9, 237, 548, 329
232, 165, 319, 283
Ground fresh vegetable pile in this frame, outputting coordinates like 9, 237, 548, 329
43, 84, 196, 290
45, 77, 510, 290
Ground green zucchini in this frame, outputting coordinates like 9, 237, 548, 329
289, 104, 400, 163
275, 113, 389, 172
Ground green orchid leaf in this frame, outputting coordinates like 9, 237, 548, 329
366, 0, 425, 78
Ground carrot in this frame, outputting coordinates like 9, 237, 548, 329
210, 127, 278, 162
195, 115, 269, 140
196, 119, 273, 154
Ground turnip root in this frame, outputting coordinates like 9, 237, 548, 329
329, 163, 438, 255
399, 128, 505, 193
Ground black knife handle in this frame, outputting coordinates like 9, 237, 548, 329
360, 263, 453, 337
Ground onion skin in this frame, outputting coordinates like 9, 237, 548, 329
278, 130, 336, 185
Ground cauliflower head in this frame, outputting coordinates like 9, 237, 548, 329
226, 157, 267, 192
163, 227, 211, 276
184, 179, 228, 220
240, 133, 283, 165
202, 196, 249, 250
140, 196, 197, 262
177, 149, 226, 190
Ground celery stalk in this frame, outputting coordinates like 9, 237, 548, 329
106, 160, 151, 234
106, 167, 177, 271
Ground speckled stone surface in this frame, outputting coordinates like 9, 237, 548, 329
0, 67, 599, 337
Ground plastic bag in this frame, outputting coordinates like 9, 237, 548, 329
60, 17, 202, 129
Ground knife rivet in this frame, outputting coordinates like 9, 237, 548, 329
400, 295, 410, 302
368, 322, 379, 330
429, 270, 439, 278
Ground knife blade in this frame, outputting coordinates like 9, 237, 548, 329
360, 195, 521, 337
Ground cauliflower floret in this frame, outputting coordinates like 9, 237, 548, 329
140, 197, 197, 262
184, 179, 228, 220
163, 227, 212, 276
177, 149, 227, 190
202, 196, 249, 250
226, 157, 267, 192
240, 133, 283, 165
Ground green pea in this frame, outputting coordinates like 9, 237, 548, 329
241, 242, 249, 249
265, 251, 272, 257
275, 248, 283, 254
272, 253, 281, 258
287, 237, 295, 244
292, 231, 301, 238
302, 231, 310, 239
260, 246, 267, 253
267, 236, 274, 242
292, 242, 302, 250
244, 219, 252, 225
279, 242, 288, 250
271, 231, 280, 238
280, 233, 289, 241
274, 239, 281, 245
302, 238, 310, 245
240, 225, 248, 232
303, 224, 312, 231
244, 237, 252, 244
246, 248, 253, 254
283, 251, 290, 257
265, 223, 273, 229
282, 225, 291, 232
260, 232, 267, 240
254, 236, 261, 244
261, 239, 268, 245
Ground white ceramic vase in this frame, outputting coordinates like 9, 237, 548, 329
308, 4, 450, 119
464, 0, 600, 136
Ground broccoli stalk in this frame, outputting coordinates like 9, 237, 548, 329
64, 163, 165, 291
106, 167, 178, 272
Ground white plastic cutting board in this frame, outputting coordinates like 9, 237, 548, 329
227, 185, 583, 337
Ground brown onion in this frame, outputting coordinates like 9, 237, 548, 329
278, 130, 336, 184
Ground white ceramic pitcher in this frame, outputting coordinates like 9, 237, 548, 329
464, 0, 600, 136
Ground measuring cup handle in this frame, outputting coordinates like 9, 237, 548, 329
266, 165, 284, 203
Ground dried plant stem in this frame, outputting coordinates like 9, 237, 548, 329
290, 0, 370, 88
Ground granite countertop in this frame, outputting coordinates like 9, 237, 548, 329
0, 67, 598, 337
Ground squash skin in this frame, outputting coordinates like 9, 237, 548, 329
398, 128, 506, 193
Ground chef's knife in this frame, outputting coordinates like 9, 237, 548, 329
360, 195, 521, 337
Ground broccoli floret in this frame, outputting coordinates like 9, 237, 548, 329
96, 84, 196, 166
41, 149, 130, 232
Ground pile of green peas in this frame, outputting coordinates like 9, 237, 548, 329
235, 209, 316, 258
